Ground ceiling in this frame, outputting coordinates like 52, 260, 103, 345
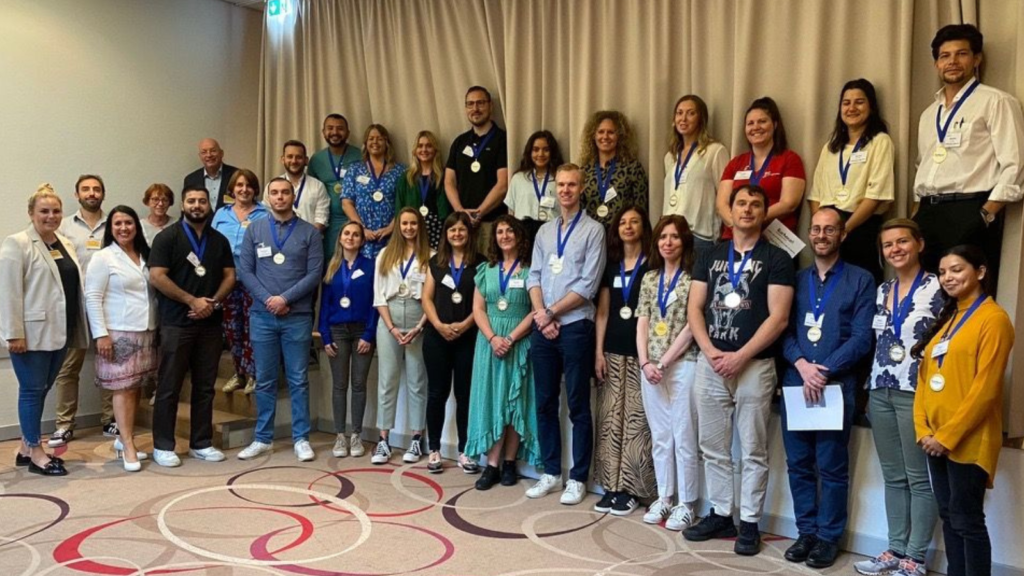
217, 0, 264, 12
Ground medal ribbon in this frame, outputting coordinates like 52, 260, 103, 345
673, 144, 698, 189
292, 175, 307, 209
748, 151, 774, 185
418, 175, 432, 206
935, 79, 980, 144
367, 160, 384, 191
399, 252, 416, 281
936, 294, 987, 368
498, 258, 520, 297
340, 257, 357, 299
181, 220, 207, 263
838, 136, 867, 187
657, 267, 684, 318
450, 254, 466, 290
618, 255, 645, 303
269, 217, 298, 253
472, 126, 497, 161
891, 269, 926, 341
807, 262, 845, 323
328, 145, 347, 181
532, 170, 550, 203
726, 240, 757, 292
556, 209, 583, 259
595, 158, 618, 203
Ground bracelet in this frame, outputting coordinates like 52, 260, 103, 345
641, 361, 651, 369
503, 336, 514, 345
388, 326, 397, 333
488, 334, 497, 342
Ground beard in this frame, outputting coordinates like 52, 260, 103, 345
184, 210, 209, 224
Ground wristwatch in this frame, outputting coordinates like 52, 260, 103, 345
980, 208, 995, 227
656, 361, 665, 371
544, 307, 555, 318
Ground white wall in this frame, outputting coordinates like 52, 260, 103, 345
0, 0, 262, 434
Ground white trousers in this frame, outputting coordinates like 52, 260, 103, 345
641, 359, 700, 504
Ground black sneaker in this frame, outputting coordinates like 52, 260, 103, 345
734, 521, 761, 556
475, 465, 501, 490
500, 460, 518, 486
784, 533, 818, 562
806, 539, 840, 568
682, 509, 737, 541
48, 427, 73, 447
593, 491, 617, 513
610, 493, 639, 517
102, 422, 119, 437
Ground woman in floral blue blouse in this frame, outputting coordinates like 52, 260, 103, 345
342, 124, 407, 259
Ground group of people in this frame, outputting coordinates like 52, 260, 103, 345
1, 23, 1020, 576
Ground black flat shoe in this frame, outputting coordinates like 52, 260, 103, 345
500, 460, 518, 486
28, 460, 68, 476
475, 465, 501, 490
16, 453, 64, 467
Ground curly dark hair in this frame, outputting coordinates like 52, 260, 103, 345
487, 215, 531, 267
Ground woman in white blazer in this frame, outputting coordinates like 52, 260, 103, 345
85, 206, 159, 472
0, 184, 87, 476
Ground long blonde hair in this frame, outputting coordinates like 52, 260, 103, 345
668, 95, 716, 156
324, 221, 365, 283
377, 207, 431, 274
404, 131, 444, 188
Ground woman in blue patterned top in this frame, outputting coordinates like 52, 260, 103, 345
855, 218, 942, 576
341, 124, 406, 259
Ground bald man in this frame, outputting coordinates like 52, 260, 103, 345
183, 138, 239, 210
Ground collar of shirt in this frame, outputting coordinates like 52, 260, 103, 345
73, 210, 107, 232
933, 79, 979, 105
204, 165, 223, 180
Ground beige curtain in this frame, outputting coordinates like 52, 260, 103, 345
258, 0, 1024, 436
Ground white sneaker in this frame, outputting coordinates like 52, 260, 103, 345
332, 434, 349, 457
526, 474, 561, 499
294, 440, 315, 462
643, 499, 672, 524
189, 446, 226, 462
238, 441, 273, 460
370, 440, 392, 464
560, 479, 586, 505
665, 504, 696, 531
402, 438, 423, 463
222, 374, 243, 393
349, 433, 365, 457
153, 449, 182, 467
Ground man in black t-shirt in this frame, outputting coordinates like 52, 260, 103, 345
148, 185, 236, 468
682, 185, 795, 557
444, 85, 509, 252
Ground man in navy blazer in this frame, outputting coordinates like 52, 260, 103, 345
183, 138, 238, 210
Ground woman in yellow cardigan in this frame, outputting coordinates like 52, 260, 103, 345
912, 245, 1014, 576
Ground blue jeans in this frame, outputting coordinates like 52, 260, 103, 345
780, 380, 855, 543
251, 311, 313, 443
11, 348, 68, 447
531, 319, 594, 482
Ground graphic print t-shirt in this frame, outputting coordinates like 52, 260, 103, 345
692, 240, 795, 358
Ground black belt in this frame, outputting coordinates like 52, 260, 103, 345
922, 191, 989, 205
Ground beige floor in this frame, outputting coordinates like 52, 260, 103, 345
0, 428, 867, 575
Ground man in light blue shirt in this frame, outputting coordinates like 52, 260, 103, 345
526, 163, 606, 505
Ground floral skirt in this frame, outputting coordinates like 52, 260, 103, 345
94, 329, 159, 391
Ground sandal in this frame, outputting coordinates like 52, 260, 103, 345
427, 451, 443, 474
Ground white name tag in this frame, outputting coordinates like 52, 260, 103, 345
850, 151, 868, 164
351, 269, 365, 280
680, 172, 689, 184
733, 170, 753, 180
509, 278, 525, 289
339, 168, 348, 178
944, 133, 962, 148
442, 274, 456, 289
665, 291, 679, 307
462, 145, 475, 157
410, 271, 427, 283
613, 277, 623, 288
356, 175, 370, 185
540, 196, 555, 208
604, 187, 618, 201
804, 312, 823, 328
256, 245, 272, 258
187, 251, 201, 267
872, 314, 888, 330
931, 340, 949, 357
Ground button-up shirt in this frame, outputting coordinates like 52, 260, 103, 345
263, 172, 330, 228
781, 260, 875, 389
59, 209, 108, 272
204, 166, 224, 202
238, 214, 324, 314
914, 81, 1024, 203
526, 208, 606, 326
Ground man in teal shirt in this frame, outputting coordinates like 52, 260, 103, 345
308, 113, 362, 261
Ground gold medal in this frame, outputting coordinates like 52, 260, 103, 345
889, 344, 906, 363
538, 210, 549, 222
596, 204, 609, 218
333, 183, 342, 194
497, 297, 509, 311
419, 205, 429, 217
654, 321, 669, 337
668, 194, 678, 207
398, 282, 409, 297
471, 161, 481, 173
451, 292, 463, 304
340, 297, 351, 308
195, 265, 207, 277
372, 191, 384, 202
932, 145, 948, 164
835, 188, 850, 202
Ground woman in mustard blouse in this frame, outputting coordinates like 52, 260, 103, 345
912, 245, 1014, 576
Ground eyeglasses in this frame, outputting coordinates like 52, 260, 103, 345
809, 225, 841, 236
465, 99, 490, 109
149, 197, 171, 205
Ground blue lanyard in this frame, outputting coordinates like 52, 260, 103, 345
807, 262, 845, 322
673, 144, 698, 189
499, 258, 519, 297
181, 220, 207, 261
328, 146, 347, 180
292, 175, 307, 209
618, 256, 645, 303
472, 126, 497, 160
367, 161, 384, 190
400, 253, 416, 281
532, 170, 550, 202
657, 267, 684, 318
450, 254, 466, 288
595, 158, 617, 202
556, 210, 583, 258
891, 269, 926, 341
418, 175, 431, 206
838, 137, 867, 186
936, 294, 986, 368
340, 256, 358, 297
269, 217, 298, 252
727, 240, 757, 291
748, 151, 774, 185
935, 80, 980, 144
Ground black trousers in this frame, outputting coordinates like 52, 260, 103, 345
914, 197, 1003, 291
928, 455, 991, 576
423, 327, 476, 452
152, 324, 222, 451
838, 211, 884, 285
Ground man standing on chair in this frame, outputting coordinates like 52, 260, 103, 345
237, 177, 324, 462
149, 185, 235, 467
525, 163, 606, 506
913, 23, 1024, 289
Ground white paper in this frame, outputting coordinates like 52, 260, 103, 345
763, 219, 806, 258
783, 384, 844, 431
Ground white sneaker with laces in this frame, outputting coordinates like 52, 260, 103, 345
189, 447, 226, 462
238, 441, 273, 460
48, 427, 73, 447
370, 440, 392, 464
349, 433, 365, 457
294, 440, 315, 462
665, 504, 695, 531
153, 449, 182, 467
560, 479, 586, 505
526, 474, 561, 499
643, 499, 672, 524
403, 439, 423, 463
332, 434, 349, 457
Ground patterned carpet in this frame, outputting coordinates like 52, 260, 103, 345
0, 428, 866, 575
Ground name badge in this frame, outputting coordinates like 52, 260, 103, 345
442, 274, 457, 289
944, 133, 962, 148
351, 269, 365, 280
612, 277, 623, 288
872, 314, 888, 330
850, 151, 869, 164
680, 172, 689, 184
241, 220, 250, 228
356, 175, 370, 185
931, 341, 949, 358
733, 169, 753, 180
186, 251, 201, 267
86, 238, 102, 250
804, 312, 823, 328
256, 245, 272, 258
604, 187, 618, 202
339, 168, 348, 178
509, 278, 525, 289
665, 291, 679, 307
410, 271, 427, 283
49, 249, 63, 259
539, 196, 555, 208
462, 145, 475, 157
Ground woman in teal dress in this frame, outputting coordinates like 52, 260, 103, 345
465, 215, 540, 490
